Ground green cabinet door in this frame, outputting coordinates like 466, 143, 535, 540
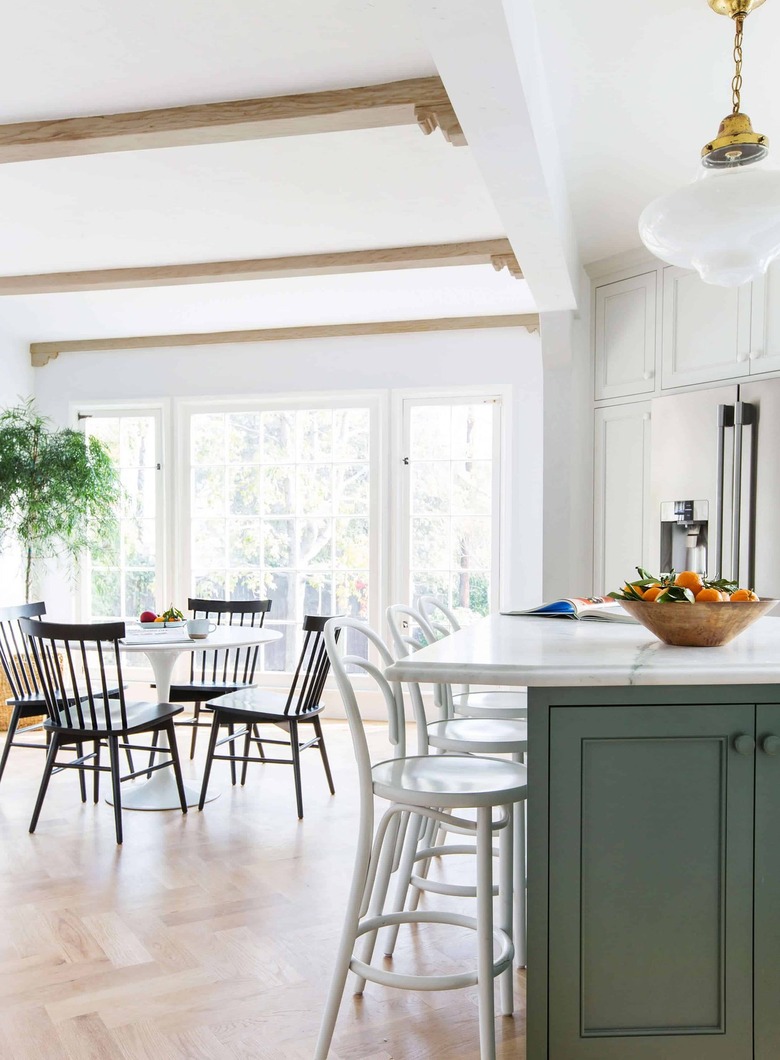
754, 703, 780, 1060
548, 703, 755, 1059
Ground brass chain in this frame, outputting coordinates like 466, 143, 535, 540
732, 13, 745, 114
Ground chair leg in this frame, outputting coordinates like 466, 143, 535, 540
93, 740, 102, 803
198, 711, 221, 811
253, 724, 266, 760
76, 741, 87, 803
289, 719, 304, 819
476, 805, 497, 1059
312, 716, 335, 794
29, 732, 60, 833
352, 811, 403, 994
498, 806, 514, 1017
313, 806, 376, 1060
147, 729, 159, 778
165, 722, 188, 815
124, 745, 135, 775
226, 723, 237, 785
382, 811, 425, 958
0, 704, 22, 782
107, 736, 123, 844
240, 725, 252, 785
189, 702, 201, 760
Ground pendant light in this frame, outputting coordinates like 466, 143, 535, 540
639, 0, 780, 287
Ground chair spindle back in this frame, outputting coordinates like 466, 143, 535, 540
0, 602, 46, 701
188, 598, 271, 686
284, 615, 338, 716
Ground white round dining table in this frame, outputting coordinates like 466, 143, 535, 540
114, 624, 282, 811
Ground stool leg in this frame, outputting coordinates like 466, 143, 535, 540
407, 814, 439, 913
512, 758, 527, 968
314, 813, 375, 1060
382, 811, 424, 957
476, 805, 497, 1060
352, 812, 402, 995
498, 806, 514, 1017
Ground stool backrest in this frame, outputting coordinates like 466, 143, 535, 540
386, 604, 448, 746
187, 597, 271, 686
325, 618, 407, 793
418, 595, 461, 639
0, 601, 46, 701
19, 617, 128, 730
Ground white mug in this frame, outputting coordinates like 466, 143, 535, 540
187, 619, 217, 640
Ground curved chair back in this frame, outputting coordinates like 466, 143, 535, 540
187, 597, 271, 686
324, 618, 407, 802
0, 601, 46, 701
417, 595, 461, 639
20, 617, 128, 731
387, 604, 455, 729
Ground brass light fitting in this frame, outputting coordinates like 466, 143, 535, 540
702, 0, 769, 167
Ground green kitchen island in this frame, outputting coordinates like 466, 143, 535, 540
385, 613, 780, 1060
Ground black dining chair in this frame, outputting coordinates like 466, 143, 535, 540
20, 617, 187, 844
164, 597, 273, 760
0, 602, 130, 785
198, 615, 338, 818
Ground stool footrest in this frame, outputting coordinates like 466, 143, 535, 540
351, 910, 512, 991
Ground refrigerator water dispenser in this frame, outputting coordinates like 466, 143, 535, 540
660, 500, 709, 577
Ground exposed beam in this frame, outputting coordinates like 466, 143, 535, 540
30, 314, 539, 367
0, 77, 465, 164
0, 240, 521, 296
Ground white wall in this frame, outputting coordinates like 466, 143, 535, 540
32, 326, 544, 616
0, 340, 35, 601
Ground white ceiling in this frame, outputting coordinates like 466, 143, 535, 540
534, 0, 780, 265
0, 0, 533, 353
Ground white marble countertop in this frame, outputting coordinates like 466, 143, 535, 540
384, 614, 780, 687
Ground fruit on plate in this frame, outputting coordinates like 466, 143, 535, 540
139, 609, 157, 623
610, 567, 760, 603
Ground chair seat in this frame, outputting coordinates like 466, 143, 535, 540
204, 687, 323, 721
371, 753, 527, 809
427, 717, 528, 754
166, 680, 257, 702
45, 700, 182, 736
452, 689, 528, 719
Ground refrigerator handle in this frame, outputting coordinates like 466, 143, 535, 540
716, 404, 734, 579
732, 401, 756, 588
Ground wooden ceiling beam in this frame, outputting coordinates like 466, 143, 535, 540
0, 240, 522, 296
0, 77, 465, 164
30, 314, 539, 367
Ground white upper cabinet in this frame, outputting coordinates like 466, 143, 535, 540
594, 273, 657, 400
593, 402, 652, 596
662, 265, 752, 389
747, 262, 780, 376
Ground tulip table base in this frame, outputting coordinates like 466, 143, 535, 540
106, 646, 219, 811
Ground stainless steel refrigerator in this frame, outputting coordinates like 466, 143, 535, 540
650, 378, 780, 598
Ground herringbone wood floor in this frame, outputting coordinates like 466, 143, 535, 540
0, 718, 526, 1059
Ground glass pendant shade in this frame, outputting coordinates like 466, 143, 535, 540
639, 161, 780, 287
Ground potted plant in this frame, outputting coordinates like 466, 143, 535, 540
0, 399, 120, 601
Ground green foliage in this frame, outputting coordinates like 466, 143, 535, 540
0, 399, 120, 600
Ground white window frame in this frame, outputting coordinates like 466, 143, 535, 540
73, 400, 170, 622
391, 386, 510, 615
175, 391, 386, 682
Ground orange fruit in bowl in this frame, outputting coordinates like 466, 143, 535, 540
675, 571, 704, 596
643, 585, 663, 601
695, 587, 724, 602
730, 588, 760, 601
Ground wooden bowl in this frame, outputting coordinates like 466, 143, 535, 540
619, 598, 777, 647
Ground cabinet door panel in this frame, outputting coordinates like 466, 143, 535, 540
754, 703, 780, 1060
593, 403, 651, 594
749, 264, 780, 375
662, 267, 751, 388
549, 704, 754, 1059
595, 273, 657, 400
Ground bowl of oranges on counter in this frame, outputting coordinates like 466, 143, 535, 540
610, 568, 776, 647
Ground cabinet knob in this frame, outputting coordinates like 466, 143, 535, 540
737, 351, 749, 363
733, 733, 756, 755
749, 350, 763, 361
762, 735, 780, 756
642, 370, 654, 381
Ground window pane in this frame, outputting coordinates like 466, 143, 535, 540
407, 401, 498, 615
190, 405, 371, 672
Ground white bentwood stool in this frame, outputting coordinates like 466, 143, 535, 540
418, 596, 528, 720
387, 604, 528, 968
314, 618, 528, 1060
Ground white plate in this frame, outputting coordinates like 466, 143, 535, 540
138, 620, 186, 629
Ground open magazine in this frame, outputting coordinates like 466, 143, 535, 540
502, 596, 638, 623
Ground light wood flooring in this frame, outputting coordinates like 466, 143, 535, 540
0, 719, 526, 1059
